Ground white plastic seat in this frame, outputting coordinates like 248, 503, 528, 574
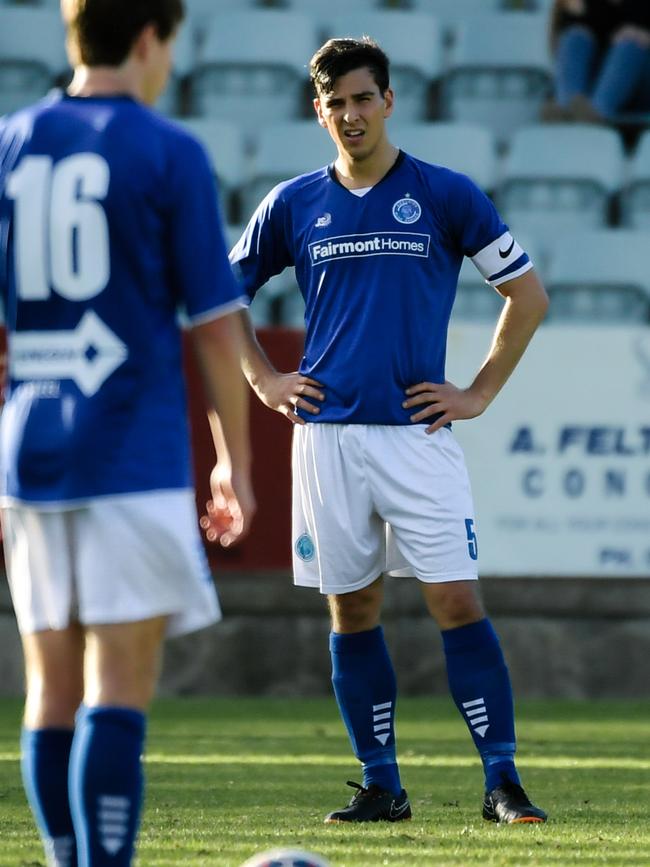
452, 232, 544, 321
441, 14, 552, 142
177, 119, 250, 222
155, 22, 196, 117
0, 8, 69, 115
184, 0, 259, 30
407, 0, 503, 40
394, 122, 498, 190
324, 12, 444, 122
240, 121, 337, 221
545, 230, 650, 322
226, 224, 302, 327
278, 285, 306, 329
453, 258, 506, 321
496, 124, 625, 235
621, 130, 650, 229
286, 0, 380, 15
188, 11, 318, 130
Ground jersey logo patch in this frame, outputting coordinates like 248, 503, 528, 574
309, 232, 430, 265
392, 196, 422, 224
295, 533, 315, 562
499, 238, 515, 258
315, 212, 332, 228
11, 310, 128, 397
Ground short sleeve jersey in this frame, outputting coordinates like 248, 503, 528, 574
0, 92, 246, 506
231, 151, 531, 424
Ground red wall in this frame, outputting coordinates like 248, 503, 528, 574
185, 328, 304, 572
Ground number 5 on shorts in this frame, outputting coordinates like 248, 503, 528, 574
464, 518, 478, 561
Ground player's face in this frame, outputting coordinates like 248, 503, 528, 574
314, 67, 393, 163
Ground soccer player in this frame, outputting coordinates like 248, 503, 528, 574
0, 1, 255, 865
226, 38, 549, 825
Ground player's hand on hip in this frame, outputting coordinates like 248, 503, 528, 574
258, 371, 325, 425
200, 464, 256, 547
403, 380, 488, 434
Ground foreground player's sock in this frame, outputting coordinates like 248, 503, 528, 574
442, 618, 520, 792
69, 706, 146, 867
330, 627, 402, 795
21, 727, 77, 867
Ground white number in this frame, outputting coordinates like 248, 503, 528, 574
6, 157, 51, 300
7, 153, 110, 301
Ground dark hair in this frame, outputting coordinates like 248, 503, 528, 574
309, 37, 390, 96
62, 0, 184, 66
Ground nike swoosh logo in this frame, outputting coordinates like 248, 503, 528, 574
389, 800, 410, 819
499, 238, 515, 258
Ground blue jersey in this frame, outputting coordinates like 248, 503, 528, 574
0, 91, 245, 506
231, 151, 531, 425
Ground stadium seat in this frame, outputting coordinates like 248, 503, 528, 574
278, 285, 306, 329
406, 0, 503, 41
286, 0, 381, 17
394, 122, 498, 191
440, 13, 553, 142
324, 12, 444, 123
0, 8, 69, 115
188, 10, 318, 131
240, 121, 337, 221
545, 229, 650, 322
226, 224, 302, 328
155, 22, 196, 117
183, 0, 262, 32
177, 119, 251, 223
621, 130, 650, 229
453, 258, 506, 321
496, 124, 625, 235
4, 0, 63, 7
452, 232, 544, 321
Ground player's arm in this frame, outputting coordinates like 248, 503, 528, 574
404, 268, 549, 434
237, 308, 324, 425
190, 311, 256, 546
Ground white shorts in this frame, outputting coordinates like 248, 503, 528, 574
2, 490, 221, 638
292, 424, 479, 594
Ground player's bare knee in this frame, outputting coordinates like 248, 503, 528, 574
422, 581, 485, 630
329, 582, 383, 633
25, 680, 83, 728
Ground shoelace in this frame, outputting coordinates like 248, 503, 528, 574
346, 780, 368, 801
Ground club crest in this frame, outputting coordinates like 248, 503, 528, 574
295, 533, 315, 561
392, 196, 421, 224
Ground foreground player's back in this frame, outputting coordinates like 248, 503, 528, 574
0, 92, 239, 504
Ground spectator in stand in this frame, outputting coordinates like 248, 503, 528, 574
545, 0, 650, 123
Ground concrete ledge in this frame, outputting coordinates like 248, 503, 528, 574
2, 572, 650, 699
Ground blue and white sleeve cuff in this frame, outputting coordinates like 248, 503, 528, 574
470, 231, 534, 287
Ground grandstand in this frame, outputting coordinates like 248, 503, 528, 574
1, 0, 648, 326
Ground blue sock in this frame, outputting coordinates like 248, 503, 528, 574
442, 618, 520, 792
21, 727, 77, 867
69, 706, 146, 867
330, 627, 402, 795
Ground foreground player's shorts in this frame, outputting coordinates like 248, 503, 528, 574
292, 424, 479, 594
2, 490, 220, 637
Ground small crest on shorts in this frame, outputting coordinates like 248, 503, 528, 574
392, 195, 421, 224
295, 533, 315, 562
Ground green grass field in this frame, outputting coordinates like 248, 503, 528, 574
1, 696, 649, 867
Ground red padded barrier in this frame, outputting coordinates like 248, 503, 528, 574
0, 326, 301, 571
185, 327, 304, 572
